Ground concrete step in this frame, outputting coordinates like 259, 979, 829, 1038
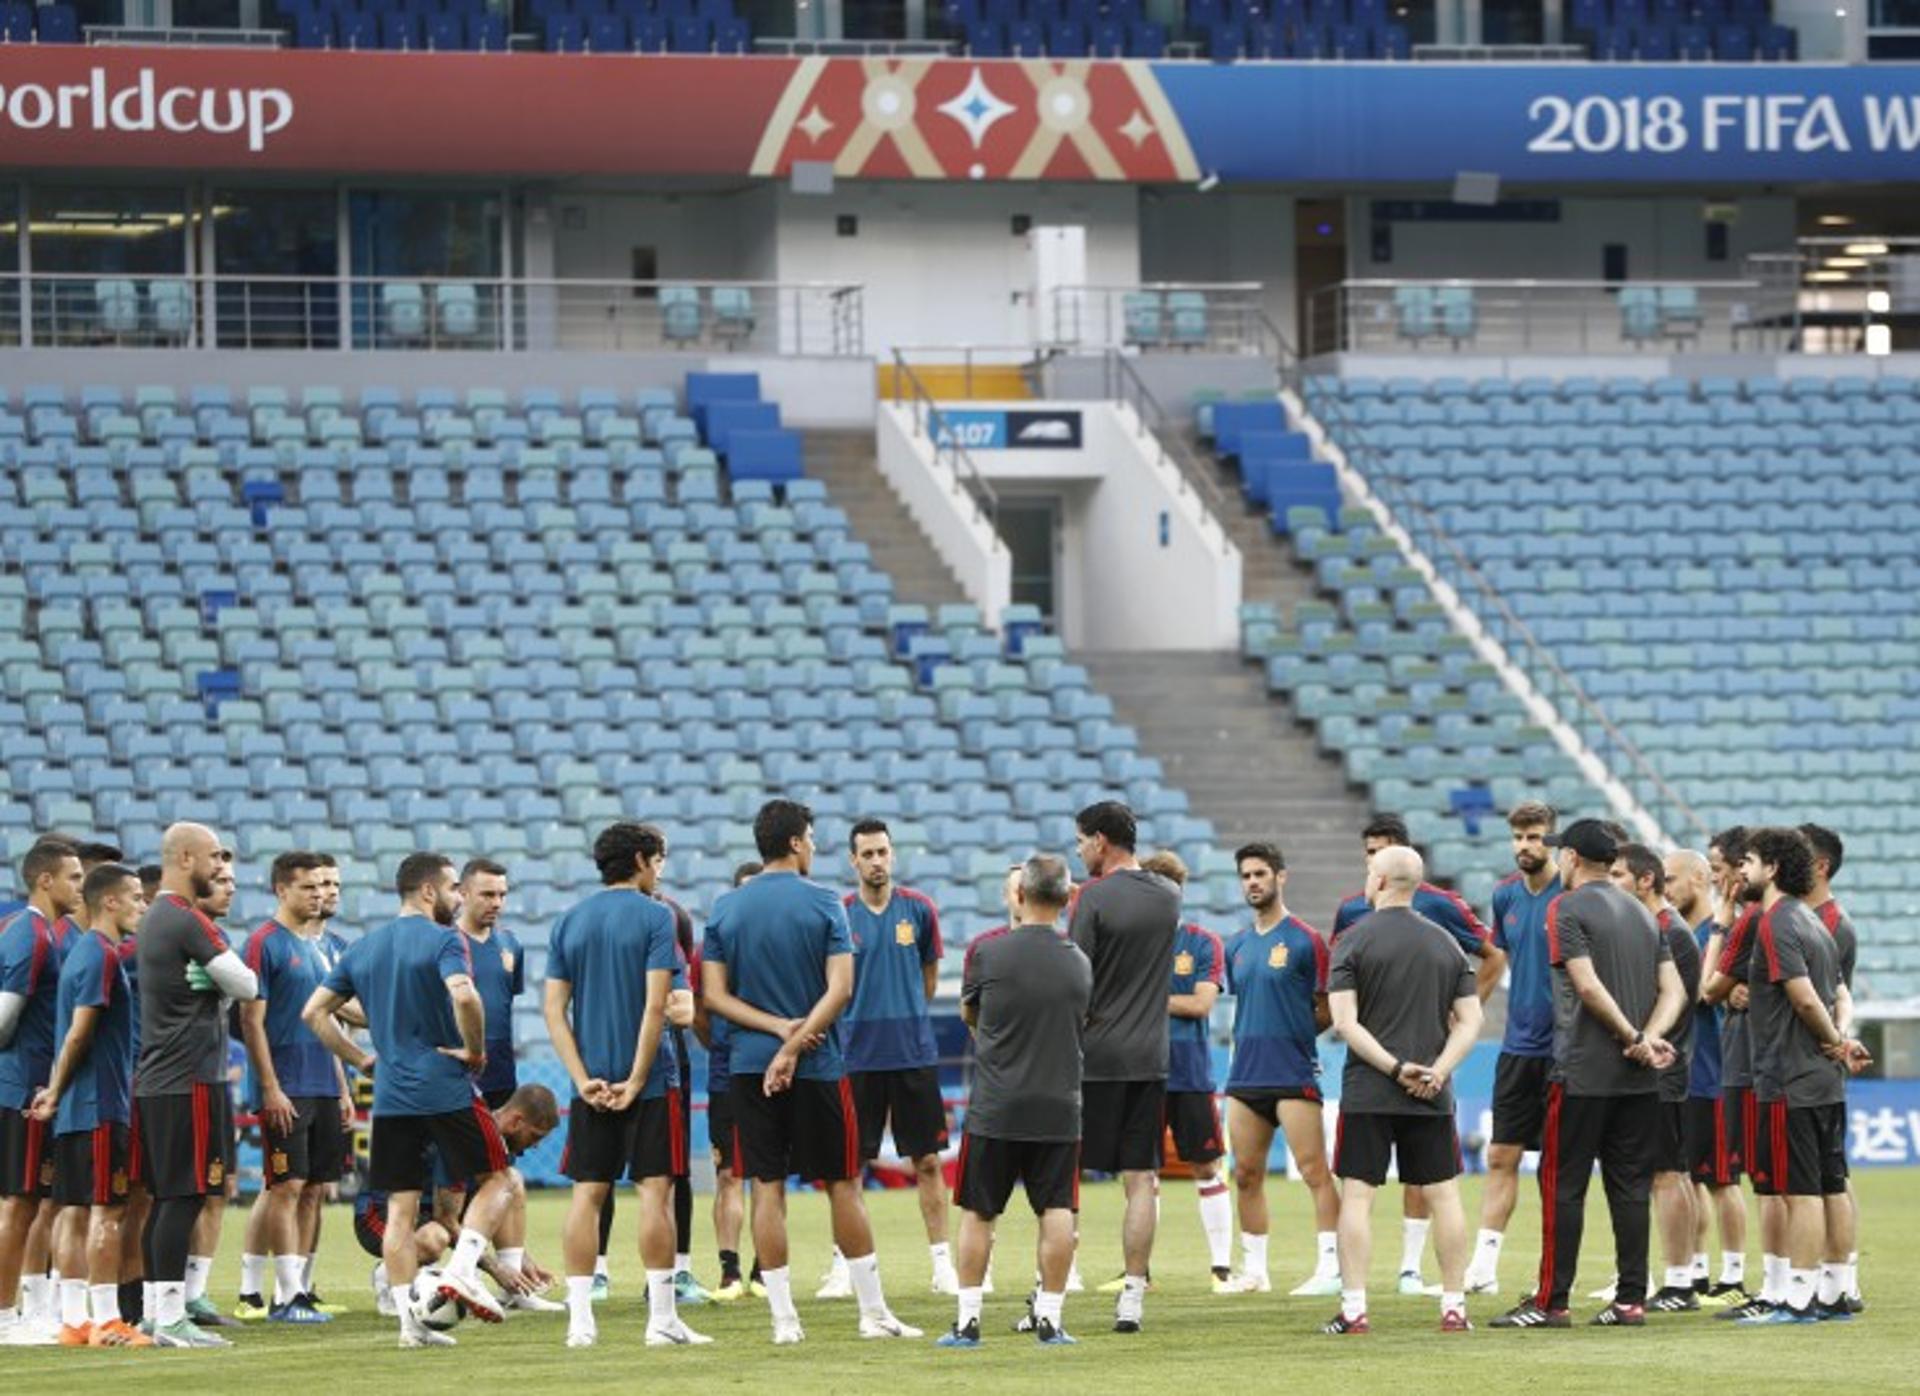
804, 430, 969, 611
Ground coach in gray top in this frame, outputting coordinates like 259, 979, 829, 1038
1495, 818, 1684, 1330
1067, 801, 1178, 1334
1325, 846, 1481, 1335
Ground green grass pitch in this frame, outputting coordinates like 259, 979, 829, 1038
9, 1171, 1915, 1393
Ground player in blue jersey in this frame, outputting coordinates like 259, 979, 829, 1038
1332, 817, 1503, 1297
695, 859, 763, 1302
32, 863, 149, 1348
234, 851, 340, 1325
824, 819, 953, 1299
456, 860, 524, 1112
701, 799, 918, 1345
0, 838, 85, 1347
543, 822, 702, 1350
1219, 841, 1340, 1298
1464, 800, 1561, 1296
302, 852, 512, 1348
50, 843, 127, 965
1138, 851, 1235, 1289
1664, 848, 1749, 1305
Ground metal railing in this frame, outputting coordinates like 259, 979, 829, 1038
1745, 236, 1920, 353
883, 349, 1001, 532
884, 344, 1050, 398
1046, 282, 1274, 355
0, 273, 866, 357
1304, 277, 1784, 359
86, 24, 285, 45
1099, 348, 1241, 534
1272, 329, 1708, 841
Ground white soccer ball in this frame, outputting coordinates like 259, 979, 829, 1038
410, 1267, 466, 1332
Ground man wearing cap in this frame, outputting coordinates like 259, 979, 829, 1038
1492, 819, 1687, 1330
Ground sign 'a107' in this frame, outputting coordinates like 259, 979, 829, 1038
1526, 91, 1920, 156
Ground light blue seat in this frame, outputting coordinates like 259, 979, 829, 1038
381, 283, 427, 341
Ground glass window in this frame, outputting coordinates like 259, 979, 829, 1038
347, 190, 503, 348
28, 185, 187, 346
0, 185, 18, 346
172, 0, 243, 26
213, 186, 339, 348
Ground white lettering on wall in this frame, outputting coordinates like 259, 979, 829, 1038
0, 66, 293, 152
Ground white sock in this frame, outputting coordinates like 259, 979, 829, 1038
1441, 1288, 1464, 1316
1242, 1231, 1269, 1280
762, 1265, 797, 1324
1469, 1228, 1504, 1280
1341, 1286, 1366, 1321
1816, 1264, 1842, 1306
566, 1275, 595, 1333
1720, 1251, 1745, 1285
21, 1274, 51, 1321
0, 1305, 15, 1325
593, 1254, 609, 1280
301, 1254, 316, 1292
1197, 1180, 1232, 1271
847, 1252, 885, 1316
89, 1283, 121, 1326
674, 1252, 691, 1275
827, 1247, 848, 1277
240, 1252, 268, 1299
185, 1255, 212, 1303
1118, 1272, 1146, 1318
60, 1278, 89, 1327
1761, 1254, 1787, 1305
646, 1267, 677, 1329
155, 1281, 187, 1327
1665, 1266, 1692, 1290
956, 1284, 982, 1330
142, 1281, 156, 1318
1032, 1289, 1064, 1327
930, 1241, 952, 1271
1400, 1218, 1431, 1276
1841, 1260, 1859, 1300
373, 1262, 388, 1301
1785, 1267, 1815, 1312
499, 1248, 525, 1275
274, 1254, 306, 1307
1315, 1230, 1340, 1277
448, 1227, 488, 1283
1690, 1252, 1710, 1283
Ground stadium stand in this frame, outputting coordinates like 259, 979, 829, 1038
0, 371, 1253, 1052
1299, 370, 1920, 994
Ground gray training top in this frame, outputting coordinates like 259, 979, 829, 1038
136, 892, 235, 1096
1748, 897, 1846, 1109
1548, 881, 1671, 1098
1327, 906, 1476, 1117
1067, 868, 1181, 1082
961, 924, 1094, 1142
1658, 908, 1702, 1105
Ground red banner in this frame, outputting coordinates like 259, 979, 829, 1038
0, 48, 1197, 182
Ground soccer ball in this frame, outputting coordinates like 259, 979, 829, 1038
409, 1267, 466, 1332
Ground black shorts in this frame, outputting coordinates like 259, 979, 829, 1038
1651, 1099, 1688, 1174
1750, 1099, 1848, 1198
1167, 1091, 1225, 1164
1491, 1052, 1554, 1149
137, 1084, 235, 1199
851, 1067, 950, 1161
368, 1100, 510, 1194
354, 1197, 441, 1259
265, 1096, 348, 1185
730, 1075, 860, 1184
0, 1107, 51, 1199
1724, 1085, 1752, 1179
1684, 1096, 1739, 1186
1080, 1079, 1166, 1173
561, 1093, 688, 1183
52, 1124, 131, 1208
1333, 1110, 1462, 1188
709, 1084, 737, 1173
1226, 1086, 1323, 1128
955, 1133, 1079, 1220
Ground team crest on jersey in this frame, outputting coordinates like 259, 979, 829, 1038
1268, 943, 1289, 969
501, 951, 516, 976
111, 1168, 129, 1199
1173, 952, 1194, 976
895, 920, 916, 947
207, 1158, 225, 1186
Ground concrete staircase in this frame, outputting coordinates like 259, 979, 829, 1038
803, 429, 968, 610
1075, 650, 1373, 932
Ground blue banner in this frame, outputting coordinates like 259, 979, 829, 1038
1155, 63, 1920, 183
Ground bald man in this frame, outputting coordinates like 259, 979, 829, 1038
1324, 848, 1481, 1334
135, 825, 259, 1348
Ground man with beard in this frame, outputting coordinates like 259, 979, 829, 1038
1703, 826, 1769, 1317
133, 825, 258, 1348
1799, 824, 1863, 1312
180, 853, 242, 1331
300, 852, 511, 1348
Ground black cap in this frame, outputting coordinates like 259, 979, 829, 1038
1545, 818, 1618, 864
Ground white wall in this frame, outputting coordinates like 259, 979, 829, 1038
1356, 194, 1797, 283
1140, 188, 1297, 346
875, 402, 1013, 624
550, 187, 777, 282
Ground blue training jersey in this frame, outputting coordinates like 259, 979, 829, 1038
322, 915, 478, 1117
0, 909, 62, 1110
119, 936, 140, 1055
243, 920, 342, 1101
1224, 916, 1328, 1092
53, 929, 136, 1134
463, 926, 525, 1096
1333, 883, 1492, 960
1688, 915, 1724, 1100
690, 944, 731, 1096
842, 887, 942, 1072
1168, 923, 1224, 1093
546, 888, 683, 1099
1491, 872, 1563, 1058
701, 871, 853, 1084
